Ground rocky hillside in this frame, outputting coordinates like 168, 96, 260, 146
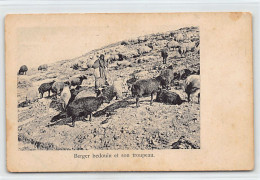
17, 26, 200, 150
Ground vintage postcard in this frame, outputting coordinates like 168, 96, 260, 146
5, 13, 253, 172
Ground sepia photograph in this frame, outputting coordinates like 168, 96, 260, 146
6, 13, 253, 172
16, 24, 200, 150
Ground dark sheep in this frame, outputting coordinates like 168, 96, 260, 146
160, 69, 175, 89
131, 76, 166, 107
38, 64, 48, 71
70, 75, 87, 86
18, 65, 28, 75
161, 49, 168, 64
65, 96, 108, 127
155, 89, 182, 105
181, 75, 200, 103
38, 80, 55, 98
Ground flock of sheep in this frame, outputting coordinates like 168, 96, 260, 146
17, 28, 200, 128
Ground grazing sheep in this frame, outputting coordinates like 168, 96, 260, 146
138, 46, 151, 55
26, 88, 39, 103
167, 40, 180, 50
131, 76, 166, 107
96, 86, 117, 102
183, 42, 196, 52
155, 89, 182, 105
70, 75, 87, 86
51, 81, 66, 97
161, 49, 168, 64
60, 83, 71, 111
117, 60, 132, 67
38, 80, 55, 98
18, 65, 28, 75
66, 96, 108, 127
181, 75, 200, 103
38, 64, 48, 71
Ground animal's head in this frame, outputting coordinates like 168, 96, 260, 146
155, 75, 167, 89
96, 88, 111, 103
50, 80, 55, 84
179, 80, 187, 92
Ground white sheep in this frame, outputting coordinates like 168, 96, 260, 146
60, 84, 71, 110
138, 46, 152, 55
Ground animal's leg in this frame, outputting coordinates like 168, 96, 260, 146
198, 93, 200, 104
150, 93, 154, 105
89, 113, 92, 121
48, 90, 50, 97
187, 93, 190, 102
136, 96, 140, 107
71, 116, 75, 127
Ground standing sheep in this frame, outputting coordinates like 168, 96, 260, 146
38, 64, 48, 71
51, 81, 66, 97
178, 45, 187, 57
70, 75, 87, 87
131, 76, 166, 107
66, 96, 109, 127
181, 75, 200, 103
18, 65, 28, 75
60, 83, 71, 111
38, 80, 55, 98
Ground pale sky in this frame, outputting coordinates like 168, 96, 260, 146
15, 14, 191, 68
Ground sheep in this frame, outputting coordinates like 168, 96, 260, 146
38, 64, 48, 71
66, 96, 108, 127
18, 65, 28, 75
117, 60, 132, 67
167, 40, 180, 50
174, 33, 184, 42
70, 75, 87, 87
138, 36, 147, 43
161, 49, 168, 64
160, 69, 175, 89
138, 46, 152, 55
178, 45, 187, 57
38, 80, 55, 98
155, 89, 182, 105
25, 88, 39, 103
51, 81, 66, 97
134, 71, 149, 80
60, 83, 71, 111
181, 75, 200, 103
183, 42, 196, 52
131, 76, 166, 107
95, 78, 126, 101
